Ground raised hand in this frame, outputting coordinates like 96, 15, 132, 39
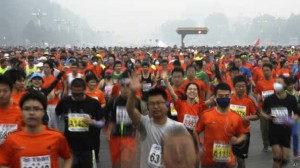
129, 70, 142, 92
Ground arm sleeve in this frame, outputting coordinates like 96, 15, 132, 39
93, 100, 104, 121
262, 97, 269, 114
55, 99, 63, 116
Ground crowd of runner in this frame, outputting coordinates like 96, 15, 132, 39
0, 45, 300, 168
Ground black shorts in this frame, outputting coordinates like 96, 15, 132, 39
269, 126, 291, 148
232, 133, 250, 159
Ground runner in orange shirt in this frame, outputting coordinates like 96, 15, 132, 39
182, 65, 212, 106
0, 75, 23, 145
254, 63, 275, 152
196, 83, 247, 168
164, 72, 204, 130
230, 75, 258, 168
4, 69, 27, 105
0, 92, 72, 168
85, 74, 106, 108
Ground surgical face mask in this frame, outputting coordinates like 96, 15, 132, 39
216, 97, 230, 108
93, 62, 98, 66
273, 83, 284, 92
155, 61, 160, 65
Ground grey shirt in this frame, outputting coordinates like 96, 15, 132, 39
139, 115, 188, 168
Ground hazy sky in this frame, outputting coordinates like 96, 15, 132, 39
50, 0, 300, 43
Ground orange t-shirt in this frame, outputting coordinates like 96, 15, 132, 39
254, 78, 275, 108
277, 68, 291, 77
174, 99, 204, 129
0, 127, 71, 168
252, 67, 264, 84
42, 75, 63, 105
230, 94, 257, 132
196, 108, 247, 167
85, 89, 106, 106
0, 101, 23, 145
11, 91, 27, 105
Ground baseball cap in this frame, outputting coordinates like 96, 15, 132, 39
30, 73, 44, 81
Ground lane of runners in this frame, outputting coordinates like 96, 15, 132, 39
0, 46, 300, 168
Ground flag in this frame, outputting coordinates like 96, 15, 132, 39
254, 39, 260, 47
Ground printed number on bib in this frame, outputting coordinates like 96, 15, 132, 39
21, 155, 51, 168
68, 113, 89, 132
183, 114, 199, 130
262, 90, 274, 101
170, 103, 178, 116
213, 143, 231, 162
230, 104, 246, 117
271, 107, 288, 124
148, 144, 162, 168
0, 124, 18, 144
143, 83, 152, 92
116, 106, 132, 124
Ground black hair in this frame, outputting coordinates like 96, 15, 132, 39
71, 78, 86, 90
108, 54, 116, 60
0, 75, 13, 91
43, 60, 54, 69
212, 63, 222, 82
113, 60, 122, 68
148, 87, 168, 101
229, 66, 240, 72
262, 63, 273, 70
171, 67, 185, 76
214, 83, 231, 95
142, 61, 150, 67
280, 59, 287, 68
60, 56, 67, 61
4, 69, 26, 84
285, 76, 296, 85
161, 59, 168, 64
277, 75, 289, 86
19, 92, 47, 111
233, 75, 247, 86
85, 74, 99, 83
186, 64, 196, 71
195, 60, 203, 69
119, 70, 131, 80
173, 60, 181, 67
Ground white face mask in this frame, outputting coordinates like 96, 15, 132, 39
155, 61, 160, 65
273, 83, 283, 92
93, 62, 98, 66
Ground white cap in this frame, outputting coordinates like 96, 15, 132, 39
36, 62, 43, 67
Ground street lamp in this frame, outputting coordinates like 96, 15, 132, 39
53, 18, 65, 32
32, 9, 47, 27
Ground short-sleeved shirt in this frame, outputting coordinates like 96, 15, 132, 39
139, 115, 188, 168
0, 127, 71, 168
196, 108, 247, 167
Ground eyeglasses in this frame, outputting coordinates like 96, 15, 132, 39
22, 106, 44, 112
148, 101, 166, 107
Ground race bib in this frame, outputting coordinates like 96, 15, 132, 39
213, 143, 231, 162
21, 155, 51, 168
183, 114, 199, 130
262, 90, 274, 101
143, 83, 152, 92
104, 85, 113, 95
230, 104, 246, 118
170, 103, 177, 116
116, 106, 132, 124
271, 107, 288, 124
0, 124, 18, 144
148, 144, 163, 168
68, 113, 89, 132
283, 73, 290, 77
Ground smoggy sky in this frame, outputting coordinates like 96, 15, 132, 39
50, 0, 300, 44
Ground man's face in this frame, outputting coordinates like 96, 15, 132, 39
15, 78, 26, 91
71, 65, 78, 73
82, 57, 89, 63
230, 70, 240, 80
186, 68, 196, 79
0, 83, 11, 105
114, 64, 122, 73
142, 65, 149, 72
71, 86, 85, 101
234, 58, 242, 68
263, 67, 271, 78
87, 79, 98, 90
172, 72, 183, 86
234, 81, 246, 96
216, 89, 231, 99
148, 95, 168, 119
21, 100, 44, 127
